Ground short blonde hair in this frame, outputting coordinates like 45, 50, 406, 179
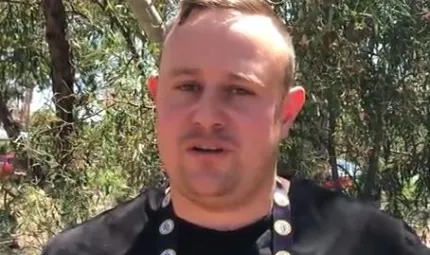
162, 0, 295, 90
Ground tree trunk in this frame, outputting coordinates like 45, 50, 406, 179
42, 0, 75, 167
127, 0, 164, 44
326, 88, 340, 190
361, 85, 383, 205
0, 93, 21, 140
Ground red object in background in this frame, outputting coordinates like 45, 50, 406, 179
0, 153, 15, 177
323, 176, 353, 189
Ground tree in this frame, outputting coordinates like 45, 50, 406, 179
1, 0, 429, 253
42, 0, 75, 169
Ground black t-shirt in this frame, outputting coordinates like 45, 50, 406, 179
41, 178, 430, 255
176, 213, 270, 254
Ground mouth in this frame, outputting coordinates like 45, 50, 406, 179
190, 145, 225, 154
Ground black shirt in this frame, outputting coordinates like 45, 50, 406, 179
41, 178, 430, 255
176, 213, 270, 254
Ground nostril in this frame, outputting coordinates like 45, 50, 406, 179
191, 103, 224, 129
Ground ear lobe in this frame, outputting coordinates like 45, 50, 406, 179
147, 73, 159, 101
280, 86, 306, 138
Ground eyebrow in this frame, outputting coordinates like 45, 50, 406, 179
168, 67, 263, 87
168, 67, 200, 77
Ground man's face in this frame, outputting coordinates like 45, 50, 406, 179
149, 9, 305, 206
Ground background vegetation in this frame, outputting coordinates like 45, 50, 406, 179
0, 0, 429, 254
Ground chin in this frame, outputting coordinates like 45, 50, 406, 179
186, 179, 231, 197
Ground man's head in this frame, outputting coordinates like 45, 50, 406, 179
147, 0, 305, 210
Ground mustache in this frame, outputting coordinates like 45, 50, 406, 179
179, 128, 238, 146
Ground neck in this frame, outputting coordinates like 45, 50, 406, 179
170, 177, 280, 231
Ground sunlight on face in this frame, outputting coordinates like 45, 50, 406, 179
153, 9, 297, 207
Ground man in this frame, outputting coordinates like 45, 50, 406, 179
42, 0, 430, 254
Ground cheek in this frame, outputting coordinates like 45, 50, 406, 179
235, 107, 279, 153
156, 105, 182, 162
156, 99, 185, 131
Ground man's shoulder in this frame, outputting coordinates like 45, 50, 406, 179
289, 178, 430, 254
42, 187, 165, 255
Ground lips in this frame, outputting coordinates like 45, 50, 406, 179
191, 145, 224, 154
185, 139, 233, 156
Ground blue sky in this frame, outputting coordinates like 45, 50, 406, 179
30, 88, 52, 113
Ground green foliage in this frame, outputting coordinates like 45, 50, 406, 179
0, 0, 49, 94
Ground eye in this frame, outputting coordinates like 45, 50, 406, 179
228, 86, 254, 96
175, 82, 201, 92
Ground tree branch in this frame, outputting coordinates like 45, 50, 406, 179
126, 0, 164, 44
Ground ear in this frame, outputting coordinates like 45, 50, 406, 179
146, 72, 159, 102
280, 86, 306, 139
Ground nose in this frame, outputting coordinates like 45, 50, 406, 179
191, 92, 225, 131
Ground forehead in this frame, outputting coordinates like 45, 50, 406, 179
159, 9, 288, 81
